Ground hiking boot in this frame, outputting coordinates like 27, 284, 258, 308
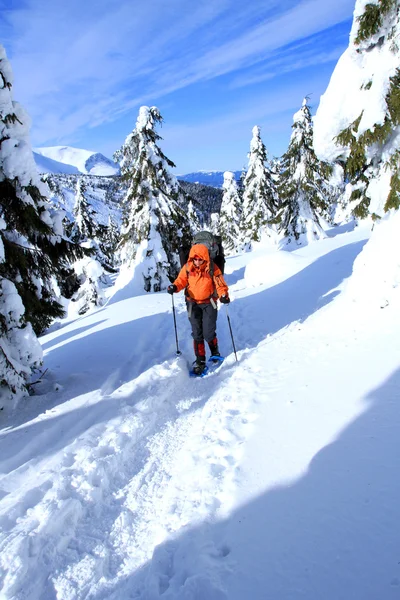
192, 358, 207, 375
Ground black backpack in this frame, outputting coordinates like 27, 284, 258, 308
179, 231, 225, 274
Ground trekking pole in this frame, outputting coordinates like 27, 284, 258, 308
225, 305, 238, 362
171, 294, 182, 356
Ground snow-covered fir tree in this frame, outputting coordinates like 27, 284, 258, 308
219, 171, 242, 254
187, 199, 201, 234
278, 98, 336, 245
67, 179, 114, 313
0, 44, 82, 336
0, 218, 42, 406
115, 106, 191, 292
97, 214, 120, 271
70, 179, 95, 242
209, 212, 220, 234
240, 126, 278, 248
314, 0, 400, 221
69, 256, 108, 315
0, 44, 85, 403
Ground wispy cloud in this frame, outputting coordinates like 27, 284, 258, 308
0, 0, 354, 149
230, 43, 346, 89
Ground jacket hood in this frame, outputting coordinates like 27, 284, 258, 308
188, 244, 210, 269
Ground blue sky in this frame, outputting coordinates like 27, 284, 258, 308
0, 0, 355, 173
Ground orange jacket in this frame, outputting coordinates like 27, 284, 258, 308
173, 244, 229, 303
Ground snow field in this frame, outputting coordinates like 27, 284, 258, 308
1, 222, 400, 599
0, 312, 259, 599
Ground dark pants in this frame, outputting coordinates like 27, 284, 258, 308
186, 301, 218, 343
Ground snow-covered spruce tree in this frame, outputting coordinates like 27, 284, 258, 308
0, 218, 42, 405
97, 214, 120, 271
70, 178, 95, 243
313, 0, 400, 220
187, 198, 201, 234
0, 44, 83, 335
115, 106, 191, 292
67, 177, 112, 312
240, 126, 278, 248
219, 171, 242, 254
209, 212, 220, 234
278, 98, 337, 245
69, 256, 107, 316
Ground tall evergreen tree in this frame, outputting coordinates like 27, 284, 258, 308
97, 214, 120, 271
278, 98, 335, 244
0, 218, 42, 405
71, 179, 95, 242
0, 44, 82, 336
240, 126, 278, 248
115, 106, 191, 292
187, 199, 201, 234
314, 0, 400, 219
219, 171, 242, 255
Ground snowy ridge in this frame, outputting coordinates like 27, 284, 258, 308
1, 221, 400, 599
34, 146, 120, 176
33, 152, 81, 175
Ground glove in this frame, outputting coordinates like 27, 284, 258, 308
220, 295, 230, 304
167, 284, 177, 295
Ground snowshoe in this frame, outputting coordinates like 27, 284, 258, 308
189, 358, 208, 378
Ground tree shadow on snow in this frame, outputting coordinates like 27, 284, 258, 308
0, 301, 228, 474
325, 220, 359, 238
224, 266, 246, 286
0, 240, 366, 492
0, 305, 174, 430
100, 366, 400, 600
40, 320, 108, 351
222, 240, 368, 353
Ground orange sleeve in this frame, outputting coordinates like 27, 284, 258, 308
173, 265, 189, 292
213, 265, 229, 298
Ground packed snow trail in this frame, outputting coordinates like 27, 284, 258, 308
0, 345, 258, 599
1, 223, 399, 599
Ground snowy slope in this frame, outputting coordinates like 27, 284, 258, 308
33, 151, 81, 175
1, 222, 400, 599
45, 172, 124, 228
34, 146, 120, 176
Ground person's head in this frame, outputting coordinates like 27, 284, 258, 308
189, 243, 209, 267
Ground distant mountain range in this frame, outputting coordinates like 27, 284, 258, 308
177, 171, 242, 187
33, 146, 241, 187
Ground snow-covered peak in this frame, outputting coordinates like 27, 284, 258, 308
34, 146, 120, 176
33, 151, 80, 175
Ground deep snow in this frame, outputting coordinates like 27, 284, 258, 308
1, 221, 400, 600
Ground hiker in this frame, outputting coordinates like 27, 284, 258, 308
168, 243, 230, 375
